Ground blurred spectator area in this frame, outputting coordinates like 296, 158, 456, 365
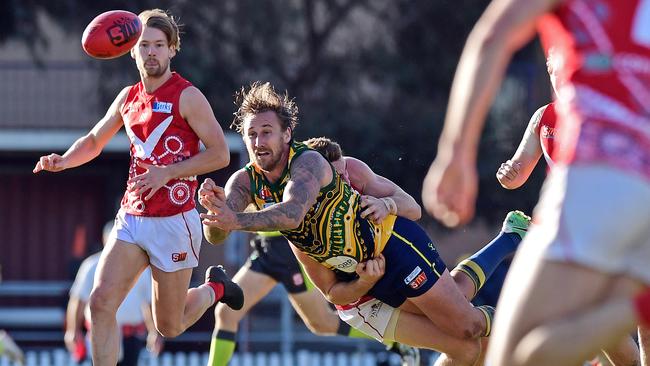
0, 61, 102, 129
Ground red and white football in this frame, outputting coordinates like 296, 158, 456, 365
81, 10, 142, 59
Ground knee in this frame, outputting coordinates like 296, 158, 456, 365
510, 329, 561, 366
303, 317, 338, 336
155, 319, 183, 338
443, 339, 481, 365
88, 287, 119, 318
450, 316, 484, 340
215, 303, 243, 329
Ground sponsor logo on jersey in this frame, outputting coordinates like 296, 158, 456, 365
172, 252, 187, 262
408, 272, 428, 290
260, 187, 273, 200
152, 101, 173, 113
404, 266, 422, 284
542, 125, 556, 139
325, 255, 359, 273
260, 187, 276, 208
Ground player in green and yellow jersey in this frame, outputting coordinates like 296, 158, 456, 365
206, 136, 421, 366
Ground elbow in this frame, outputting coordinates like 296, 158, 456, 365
82, 133, 102, 158
205, 145, 230, 170
274, 219, 301, 232
281, 205, 306, 230
213, 152, 230, 170
325, 294, 348, 306
324, 288, 358, 306
220, 153, 231, 168
286, 217, 303, 230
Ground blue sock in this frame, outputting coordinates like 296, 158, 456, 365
456, 232, 521, 297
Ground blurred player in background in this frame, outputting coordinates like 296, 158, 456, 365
0, 266, 24, 365
496, 100, 643, 366
33, 9, 242, 366
0, 330, 23, 365
65, 222, 163, 366
0, 265, 24, 365
422, 0, 650, 365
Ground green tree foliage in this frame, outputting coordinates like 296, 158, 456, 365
1, 0, 550, 224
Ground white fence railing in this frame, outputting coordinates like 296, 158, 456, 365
0, 349, 424, 366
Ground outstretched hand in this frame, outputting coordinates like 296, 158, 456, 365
33, 153, 66, 173
422, 156, 477, 228
199, 178, 238, 231
496, 160, 521, 188
198, 178, 226, 211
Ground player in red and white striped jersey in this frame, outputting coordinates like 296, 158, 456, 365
423, 0, 650, 365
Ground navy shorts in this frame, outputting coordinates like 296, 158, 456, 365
247, 235, 311, 294
368, 217, 448, 308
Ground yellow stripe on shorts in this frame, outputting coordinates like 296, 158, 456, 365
391, 231, 442, 278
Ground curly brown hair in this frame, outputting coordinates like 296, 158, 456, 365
304, 137, 343, 162
231, 81, 299, 134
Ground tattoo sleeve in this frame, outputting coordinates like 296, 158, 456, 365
235, 151, 326, 231
204, 170, 251, 244
223, 170, 253, 213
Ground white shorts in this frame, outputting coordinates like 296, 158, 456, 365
111, 209, 202, 272
528, 164, 650, 283
336, 297, 397, 342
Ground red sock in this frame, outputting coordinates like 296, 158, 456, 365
634, 289, 650, 327
205, 281, 225, 304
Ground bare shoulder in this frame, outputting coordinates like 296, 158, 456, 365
292, 150, 330, 172
344, 156, 374, 184
291, 150, 332, 186
530, 103, 550, 131
112, 86, 132, 113
180, 85, 208, 107
225, 168, 251, 194
344, 156, 372, 174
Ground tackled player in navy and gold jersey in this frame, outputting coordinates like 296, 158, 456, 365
199, 82, 529, 365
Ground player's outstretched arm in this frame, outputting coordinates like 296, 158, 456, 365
422, 0, 558, 227
346, 157, 421, 222
496, 105, 546, 189
33, 87, 129, 174
199, 171, 252, 244
202, 151, 328, 232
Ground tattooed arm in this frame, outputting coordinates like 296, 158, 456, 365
201, 151, 332, 232
199, 169, 252, 244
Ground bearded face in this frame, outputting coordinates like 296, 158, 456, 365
243, 111, 291, 172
